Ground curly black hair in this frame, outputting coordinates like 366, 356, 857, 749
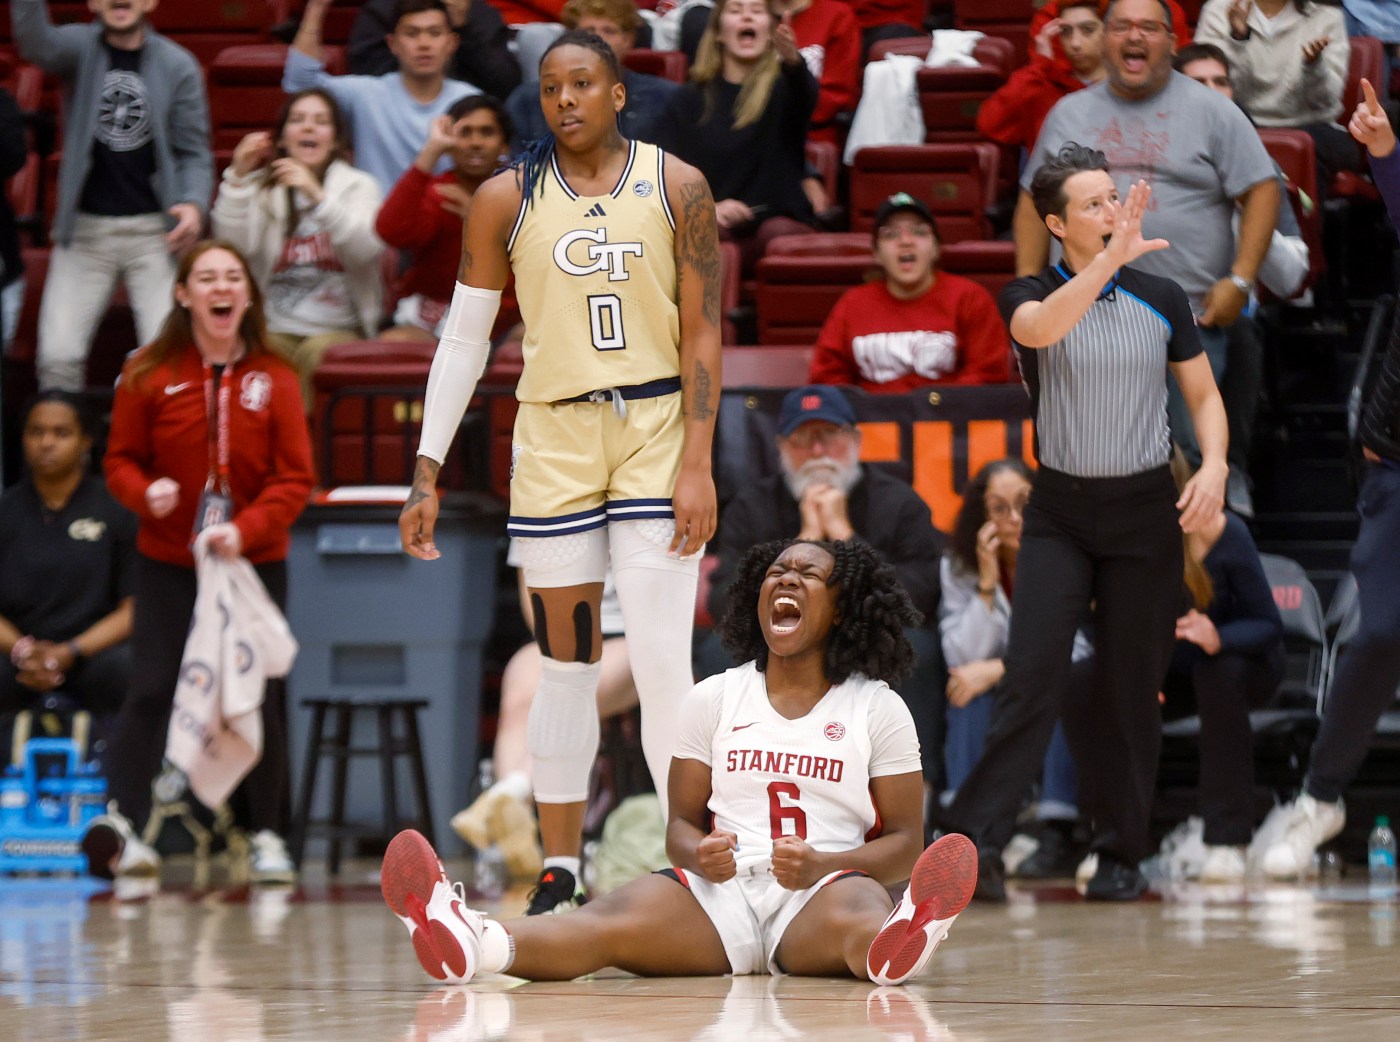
718, 539, 923, 687
948, 457, 1033, 575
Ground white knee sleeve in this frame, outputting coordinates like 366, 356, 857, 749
514, 528, 609, 589
609, 520, 701, 813
528, 658, 603, 804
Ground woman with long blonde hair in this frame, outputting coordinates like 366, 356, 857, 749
659, 0, 818, 273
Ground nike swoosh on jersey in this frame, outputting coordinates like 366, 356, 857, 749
164, 381, 194, 395
731, 722, 758, 732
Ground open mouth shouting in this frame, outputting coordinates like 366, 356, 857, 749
1119, 45, 1149, 76
771, 594, 803, 636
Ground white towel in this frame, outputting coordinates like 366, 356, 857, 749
165, 541, 298, 810
925, 28, 986, 68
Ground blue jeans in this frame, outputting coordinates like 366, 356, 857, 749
1167, 324, 1229, 468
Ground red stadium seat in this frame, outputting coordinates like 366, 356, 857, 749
721, 345, 815, 389
9, 247, 49, 365
938, 239, 1016, 300
754, 254, 873, 344
848, 143, 998, 241
622, 48, 688, 84
867, 35, 1015, 76
916, 64, 1006, 140
1255, 129, 1324, 298
765, 232, 869, 258
805, 139, 840, 206
719, 240, 741, 344
952, 0, 1034, 66
209, 44, 347, 150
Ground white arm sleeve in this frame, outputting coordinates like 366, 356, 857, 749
416, 282, 503, 465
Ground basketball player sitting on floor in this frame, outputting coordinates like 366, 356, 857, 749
382, 539, 978, 984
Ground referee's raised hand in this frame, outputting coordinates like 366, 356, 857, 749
1102, 180, 1169, 269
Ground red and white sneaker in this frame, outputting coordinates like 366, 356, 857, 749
382, 829, 484, 983
866, 833, 978, 986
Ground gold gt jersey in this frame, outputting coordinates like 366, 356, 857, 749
507, 140, 681, 403
673, 663, 922, 866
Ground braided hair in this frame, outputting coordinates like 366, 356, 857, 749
718, 539, 923, 687
511, 29, 626, 208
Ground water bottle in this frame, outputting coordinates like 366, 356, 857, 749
1368, 815, 1397, 897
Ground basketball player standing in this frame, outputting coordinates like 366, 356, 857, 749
399, 30, 723, 913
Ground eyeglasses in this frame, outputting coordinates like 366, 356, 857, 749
1105, 18, 1169, 38
986, 498, 1028, 521
785, 425, 853, 449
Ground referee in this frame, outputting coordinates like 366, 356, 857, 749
948, 143, 1228, 901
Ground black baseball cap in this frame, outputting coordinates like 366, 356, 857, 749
777, 385, 857, 437
872, 192, 937, 238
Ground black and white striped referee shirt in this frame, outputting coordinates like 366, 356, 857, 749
999, 262, 1203, 478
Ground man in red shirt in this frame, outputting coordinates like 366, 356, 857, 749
809, 193, 1012, 393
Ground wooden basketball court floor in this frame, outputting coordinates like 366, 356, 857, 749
4, 859, 1398, 1042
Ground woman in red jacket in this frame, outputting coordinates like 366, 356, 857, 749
89, 241, 315, 887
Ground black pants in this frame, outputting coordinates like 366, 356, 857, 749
1164, 643, 1286, 846
1306, 462, 1400, 803
0, 644, 131, 717
109, 554, 290, 834
946, 465, 1182, 865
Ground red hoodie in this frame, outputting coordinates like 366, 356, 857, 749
976, 60, 1089, 151
105, 345, 315, 569
793, 0, 860, 142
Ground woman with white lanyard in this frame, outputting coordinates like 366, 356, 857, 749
94, 241, 315, 886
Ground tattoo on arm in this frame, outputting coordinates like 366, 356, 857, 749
404, 457, 441, 513
459, 246, 474, 281
684, 359, 714, 422
677, 177, 723, 328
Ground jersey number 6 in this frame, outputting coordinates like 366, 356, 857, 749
768, 781, 807, 840
588, 293, 626, 351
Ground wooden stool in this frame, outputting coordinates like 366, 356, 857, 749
290, 698, 433, 874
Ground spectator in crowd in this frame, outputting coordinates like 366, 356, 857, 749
1195, 0, 1355, 179
1260, 80, 1400, 880
0, 392, 135, 725
810, 194, 1012, 393
11, 0, 212, 393
1017, 0, 1278, 511
349, 0, 522, 101
1160, 453, 1283, 883
212, 89, 385, 407
284, 0, 481, 194
451, 556, 635, 889
978, 1, 1108, 154
698, 386, 949, 795
89, 241, 314, 885
377, 95, 513, 342
505, 0, 679, 151
939, 458, 1090, 880
1173, 41, 1314, 515
657, 0, 818, 275
0, 86, 24, 354
773, 0, 860, 145
957, 147, 1228, 903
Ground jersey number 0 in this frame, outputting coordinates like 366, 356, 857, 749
588, 294, 626, 351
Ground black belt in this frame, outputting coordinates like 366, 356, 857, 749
555, 376, 682, 406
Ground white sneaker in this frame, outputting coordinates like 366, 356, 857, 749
250, 830, 297, 885
1199, 845, 1247, 884
1262, 794, 1345, 880
866, 834, 977, 986
382, 829, 485, 983
81, 804, 161, 880
1075, 852, 1098, 887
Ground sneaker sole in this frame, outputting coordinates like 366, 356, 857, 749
382, 829, 468, 982
867, 834, 978, 984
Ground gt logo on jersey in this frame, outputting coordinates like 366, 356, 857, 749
553, 227, 644, 282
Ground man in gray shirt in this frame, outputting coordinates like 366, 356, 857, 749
1015, 0, 1277, 484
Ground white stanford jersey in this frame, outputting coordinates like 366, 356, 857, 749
673, 663, 921, 866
